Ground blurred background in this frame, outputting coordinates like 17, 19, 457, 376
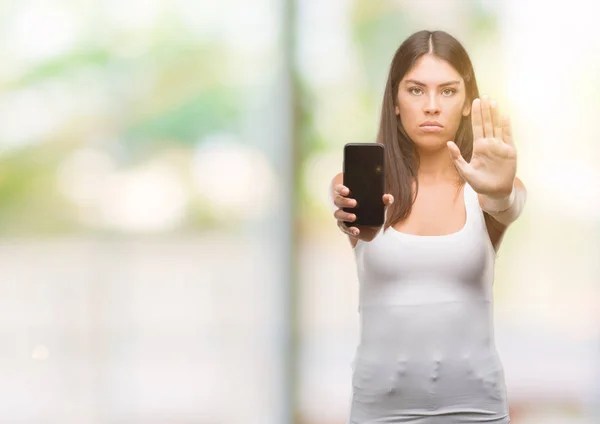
0, 0, 598, 423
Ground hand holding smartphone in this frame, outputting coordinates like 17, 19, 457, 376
342, 143, 386, 227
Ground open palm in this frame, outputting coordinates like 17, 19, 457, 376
447, 96, 517, 198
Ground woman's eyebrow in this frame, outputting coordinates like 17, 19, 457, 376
404, 79, 460, 87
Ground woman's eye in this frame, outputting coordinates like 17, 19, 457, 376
409, 87, 423, 95
442, 88, 456, 96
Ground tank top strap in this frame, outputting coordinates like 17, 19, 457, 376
463, 183, 487, 231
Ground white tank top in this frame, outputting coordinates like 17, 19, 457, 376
347, 183, 510, 423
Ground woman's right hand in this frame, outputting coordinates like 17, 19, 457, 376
332, 183, 394, 239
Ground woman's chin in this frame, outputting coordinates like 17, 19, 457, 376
413, 137, 450, 152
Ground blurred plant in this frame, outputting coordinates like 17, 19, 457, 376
0, 14, 244, 235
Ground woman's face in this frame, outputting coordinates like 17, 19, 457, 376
395, 54, 470, 152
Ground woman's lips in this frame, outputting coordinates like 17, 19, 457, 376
419, 123, 444, 133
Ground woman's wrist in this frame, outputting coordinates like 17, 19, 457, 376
479, 181, 526, 226
479, 183, 516, 213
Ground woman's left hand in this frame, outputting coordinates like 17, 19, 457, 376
447, 96, 517, 198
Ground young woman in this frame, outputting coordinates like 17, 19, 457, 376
330, 30, 527, 423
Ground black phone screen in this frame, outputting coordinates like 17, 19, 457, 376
342, 143, 385, 227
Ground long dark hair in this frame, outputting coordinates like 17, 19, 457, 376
378, 30, 480, 231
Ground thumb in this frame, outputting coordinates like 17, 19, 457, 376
383, 194, 394, 207
446, 141, 470, 180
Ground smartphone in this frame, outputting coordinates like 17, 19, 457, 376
342, 143, 385, 227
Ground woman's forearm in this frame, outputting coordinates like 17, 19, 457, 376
478, 177, 527, 227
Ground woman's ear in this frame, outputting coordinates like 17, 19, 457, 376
462, 99, 471, 117
395, 105, 400, 116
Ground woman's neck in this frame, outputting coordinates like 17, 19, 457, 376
416, 148, 461, 185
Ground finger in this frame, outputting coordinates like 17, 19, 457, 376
471, 98, 484, 140
333, 184, 349, 197
337, 220, 359, 237
334, 209, 356, 223
447, 141, 470, 180
382, 194, 394, 207
333, 194, 357, 209
490, 100, 502, 140
480, 95, 494, 138
502, 114, 515, 148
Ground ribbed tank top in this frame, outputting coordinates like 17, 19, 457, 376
347, 183, 510, 424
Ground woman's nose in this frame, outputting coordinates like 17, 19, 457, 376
424, 94, 441, 115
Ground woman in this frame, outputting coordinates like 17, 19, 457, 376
329, 30, 527, 423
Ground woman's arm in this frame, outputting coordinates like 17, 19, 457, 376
447, 97, 526, 250
480, 176, 527, 250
